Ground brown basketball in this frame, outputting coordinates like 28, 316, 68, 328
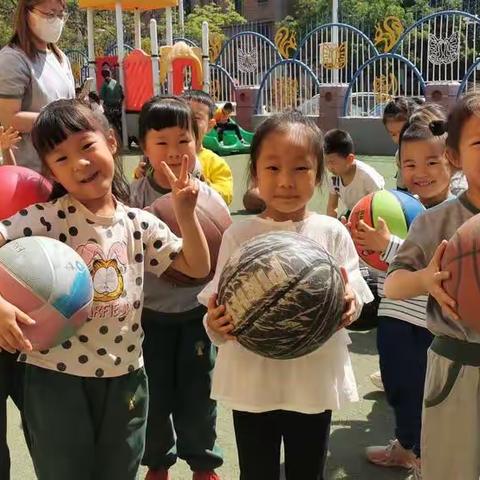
243, 188, 265, 214
149, 188, 232, 286
441, 214, 480, 333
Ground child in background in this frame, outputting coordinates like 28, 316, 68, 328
0, 126, 21, 165
357, 107, 453, 478
324, 129, 385, 218
87, 91, 104, 114
0, 99, 210, 480
382, 97, 423, 191
130, 97, 224, 480
214, 102, 245, 146
385, 92, 480, 480
182, 90, 234, 205
200, 111, 373, 480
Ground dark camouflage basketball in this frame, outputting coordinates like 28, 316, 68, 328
218, 232, 345, 360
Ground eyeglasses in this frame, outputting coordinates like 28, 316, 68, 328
31, 7, 69, 22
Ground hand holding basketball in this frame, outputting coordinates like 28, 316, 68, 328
0, 297, 34, 353
421, 240, 459, 321
353, 217, 390, 253
161, 155, 199, 218
207, 294, 235, 341
338, 267, 357, 329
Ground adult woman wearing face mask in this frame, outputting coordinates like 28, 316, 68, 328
0, 0, 75, 173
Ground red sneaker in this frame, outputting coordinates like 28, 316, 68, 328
145, 469, 170, 480
193, 472, 221, 480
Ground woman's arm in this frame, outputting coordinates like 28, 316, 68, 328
0, 99, 38, 133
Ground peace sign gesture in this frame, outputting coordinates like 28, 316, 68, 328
161, 154, 199, 217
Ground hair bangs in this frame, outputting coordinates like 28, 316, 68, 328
139, 96, 198, 144
32, 99, 106, 159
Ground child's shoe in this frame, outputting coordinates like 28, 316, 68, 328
406, 459, 422, 480
366, 439, 417, 468
145, 468, 170, 480
193, 471, 221, 480
369, 369, 385, 391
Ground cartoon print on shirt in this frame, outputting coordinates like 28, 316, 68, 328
77, 242, 128, 302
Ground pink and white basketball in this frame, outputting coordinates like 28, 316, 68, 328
0, 236, 93, 351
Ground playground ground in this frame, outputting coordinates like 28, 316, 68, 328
8, 154, 416, 480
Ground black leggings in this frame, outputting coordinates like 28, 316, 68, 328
233, 409, 332, 480
216, 122, 243, 142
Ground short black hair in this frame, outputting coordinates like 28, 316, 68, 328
223, 102, 234, 111
182, 90, 216, 119
323, 129, 354, 157
138, 96, 198, 145
382, 97, 423, 124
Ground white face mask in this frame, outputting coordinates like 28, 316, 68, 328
28, 10, 65, 44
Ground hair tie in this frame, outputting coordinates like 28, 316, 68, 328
429, 120, 447, 136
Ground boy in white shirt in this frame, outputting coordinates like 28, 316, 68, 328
325, 129, 385, 218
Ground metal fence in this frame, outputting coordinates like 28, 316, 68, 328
255, 59, 321, 115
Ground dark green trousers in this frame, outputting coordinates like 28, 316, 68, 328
23, 364, 148, 480
141, 307, 223, 472
0, 351, 27, 480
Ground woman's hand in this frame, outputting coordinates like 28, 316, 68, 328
161, 155, 199, 219
207, 294, 235, 341
0, 297, 35, 353
337, 267, 358, 329
420, 240, 458, 321
351, 218, 390, 253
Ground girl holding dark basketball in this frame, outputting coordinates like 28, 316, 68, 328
354, 106, 454, 478
130, 96, 225, 480
385, 91, 480, 480
200, 111, 373, 480
0, 98, 210, 480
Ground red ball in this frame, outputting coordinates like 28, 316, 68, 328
149, 189, 232, 286
441, 214, 480, 333
0, 166, 52, 220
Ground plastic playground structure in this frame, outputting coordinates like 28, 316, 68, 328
77, 0, 252, 155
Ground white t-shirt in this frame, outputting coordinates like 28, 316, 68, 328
198, 214, 373, 414
327, 159, 385, 212
0, 194, 182, 377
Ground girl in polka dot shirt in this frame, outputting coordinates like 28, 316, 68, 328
0, 99, 210, 480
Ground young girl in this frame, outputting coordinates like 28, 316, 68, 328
355, 107, 453, 478
130, 97, 224, 480
385, 92, 480, 480
199, 111, 373, 480
382, 97, 423, 191
0, 98, 210, 480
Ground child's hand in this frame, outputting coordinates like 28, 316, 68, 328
0, 297, 35, 353
161, 155, 199, 218
338, 267, 358, 329
420, 240, 459, 321
207, 294, 235, 341
133, 160, 147, 179
352, 218, 390, 253
0, 126, 21, 151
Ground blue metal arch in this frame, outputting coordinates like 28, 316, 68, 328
209, 63, 237, 87
104, 43, 134, 56
342, 53, 426, 116
215, 31, 282, 66
173, 37, 198, 47
458, 57, 480, 96
392, 10, 480, 54
294, 22, 379, 60
254, 59, 321, 114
